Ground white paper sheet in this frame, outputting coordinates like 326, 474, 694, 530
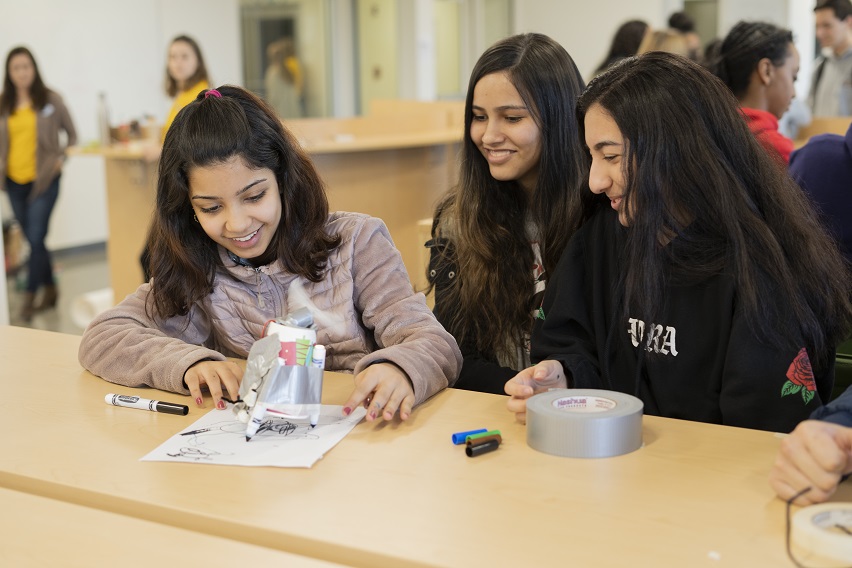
141, 404, 366, 468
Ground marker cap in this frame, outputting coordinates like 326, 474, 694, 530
465, 429, 501, 443
156, 402, 189, 416
451, 428, 488, 445
465, 439, 500, 457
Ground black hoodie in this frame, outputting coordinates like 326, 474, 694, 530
532, 208, 832, 433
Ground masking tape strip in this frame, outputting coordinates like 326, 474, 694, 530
792, 503, 852, 565
526, 389, 644, 458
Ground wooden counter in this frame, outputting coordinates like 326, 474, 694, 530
72, 102, 462, 304
3, 325, 846, 567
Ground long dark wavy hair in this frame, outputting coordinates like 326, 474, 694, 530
577, 52, 852, 368
431, 33, 589, 364
165, 35, 210, 97
705, 21, 793, 99
148, 85, 340, 319
0, 47, 50, 116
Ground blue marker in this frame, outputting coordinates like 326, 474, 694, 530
451, 428, 488, 445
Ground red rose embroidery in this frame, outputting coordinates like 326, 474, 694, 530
780, 348, 816, 405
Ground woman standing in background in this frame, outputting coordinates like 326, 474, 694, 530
142, 35, 210, 280
161, 35, 210, 141
264, 37, 304, 119
0, 46, 77, 322
594, 20, 649, 76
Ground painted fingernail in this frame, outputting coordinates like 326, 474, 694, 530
195, 397, 203, 406
216, 399, 226, 410
369, 410, 377, 420
343, 406, 351, 416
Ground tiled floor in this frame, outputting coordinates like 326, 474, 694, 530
6, 243, 110, 335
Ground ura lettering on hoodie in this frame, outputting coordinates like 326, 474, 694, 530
627, 318, 678, 356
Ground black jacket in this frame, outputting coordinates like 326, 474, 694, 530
532, 208, 832, 433
426, 214, 526, 395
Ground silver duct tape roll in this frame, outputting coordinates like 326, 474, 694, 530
792, 504, 852, 566
526, 389, 644, 458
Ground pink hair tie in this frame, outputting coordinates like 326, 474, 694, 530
204, 89, 222, 99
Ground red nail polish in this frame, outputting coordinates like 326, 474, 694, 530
369, 411, 377, 420
195, 397, 203, 406
343, 407, 351, 416
216, 400, 226, 410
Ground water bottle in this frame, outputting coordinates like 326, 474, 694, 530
97, 92, 111, 146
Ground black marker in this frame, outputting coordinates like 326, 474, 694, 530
180, 428, 211, 436
105, 394, 189, 416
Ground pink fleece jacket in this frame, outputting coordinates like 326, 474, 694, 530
79, 212, 461, 406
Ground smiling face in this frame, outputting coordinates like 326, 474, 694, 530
168, 40, 200, 86
8, 53, 35, 93
766, 43, 799, 119
585, 103, 630, 227
469, 71, 542, 194
188, 155, 282, 260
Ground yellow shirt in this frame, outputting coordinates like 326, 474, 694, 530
284, 57, 303, 93
162, 79, 209, 142
6, 106, 37, 184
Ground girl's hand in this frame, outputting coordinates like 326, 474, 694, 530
344, 363, 415, 422
769, 419, 852, 505
504, 360, 567, 423
183, 360, 243, 409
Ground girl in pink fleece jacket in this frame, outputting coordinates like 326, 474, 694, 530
79, 86, 461, 423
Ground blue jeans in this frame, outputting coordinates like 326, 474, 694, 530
6, 176, 60, 292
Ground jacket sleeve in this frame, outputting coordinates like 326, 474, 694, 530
350, 217, 462, 405
78, 283, 227, 394
530, 227, 603, 389
426, 224, 516, 395
55, 94, 77, 148
719, 304, 829, 432
812, 386, 852, 427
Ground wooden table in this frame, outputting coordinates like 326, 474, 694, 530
0, 487, 347, 567
3, 325, 847, 567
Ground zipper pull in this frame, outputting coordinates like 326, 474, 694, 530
255, 268, 265, 309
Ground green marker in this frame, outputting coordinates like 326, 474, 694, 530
466, 429, 501, 443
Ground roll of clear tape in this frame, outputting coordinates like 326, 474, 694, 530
792, 503, 852, 566
526, 389, 644, 458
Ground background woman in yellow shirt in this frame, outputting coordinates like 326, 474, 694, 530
141, 36, 210, 280
161, 35, 210, 141
0, 47, 77, 321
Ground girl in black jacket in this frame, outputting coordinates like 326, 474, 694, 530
506, 53, 852, 433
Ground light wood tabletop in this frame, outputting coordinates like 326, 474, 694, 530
2, 325, 848, 567
0, 486, 349, 567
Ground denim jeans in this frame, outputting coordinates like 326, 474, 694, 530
6, 176, 60, 292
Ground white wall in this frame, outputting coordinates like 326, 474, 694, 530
0, 0, 242, 250
513, 0, 681, 82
